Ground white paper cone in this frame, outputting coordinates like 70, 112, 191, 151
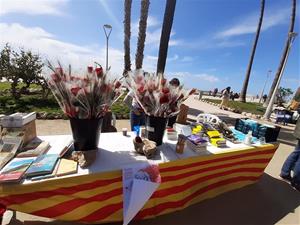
123, 178, 159, 225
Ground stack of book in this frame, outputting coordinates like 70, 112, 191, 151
0, 112, 37, 146
0, 138, 78, 183
186, 135, 208, 152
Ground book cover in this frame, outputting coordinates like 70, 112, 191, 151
59, 140, 73, 158
26, 154, 59, 177
0, 158, 34, 182
56, 158, 78, 177
30, 159, 60, 181
0, 152, 15, 171
0, 133, 24, 156
17, 141, 50, 158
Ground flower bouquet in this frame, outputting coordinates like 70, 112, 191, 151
46, 62, 123, 155
125, 70, 195, 145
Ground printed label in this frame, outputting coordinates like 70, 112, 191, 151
146, 126, 154, 132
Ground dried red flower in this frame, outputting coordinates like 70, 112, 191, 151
95, 67, 103, 77
159, 95, 169, 104
161, 78, 166, 86
162, 87, 170, 94
138, 85, 145, 94
51, 73, 61, 82
87, 66, 93, 73
71, 87, 81, 96
55, 67, 63, 74
115, 81, 121, 89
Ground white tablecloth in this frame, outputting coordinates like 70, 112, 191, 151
22, 132, 262, 184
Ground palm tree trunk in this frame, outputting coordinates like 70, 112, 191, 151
156, 0, 177, 74
239, 0, 265, 103
263, 0, 296, 107
135, 0, 150, 70
123, 0, 132, 74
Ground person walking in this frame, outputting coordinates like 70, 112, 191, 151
280, 118, 300, 191
220, 87, 231, 110
213, 88, 218, 97
262, 94, 267, 103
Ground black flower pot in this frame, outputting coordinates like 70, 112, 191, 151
69, 118, 103, 151
145, 115, 167, 146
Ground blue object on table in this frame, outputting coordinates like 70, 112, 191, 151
230, 128, 258, 143
133, 125, 140, 136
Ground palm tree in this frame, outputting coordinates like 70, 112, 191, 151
239, 0, 265, 103
264, 0, 296, 107
135, 0, 150, 70
156, 0, 177, 74
123, 0, 132, 74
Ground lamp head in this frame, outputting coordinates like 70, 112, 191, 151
103, 24, 112, 29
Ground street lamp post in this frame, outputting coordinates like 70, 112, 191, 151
103, 24, 112, 71
259, 70, 272, 104
263, 32, 298, 120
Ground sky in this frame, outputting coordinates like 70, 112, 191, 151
0, 0, 299, 96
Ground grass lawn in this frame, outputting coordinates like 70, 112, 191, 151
0, 81, 130, 118
203, 98, 266, 115
0, 81, 40, 91
0, 91, 130, 119
0, 94, 61, 115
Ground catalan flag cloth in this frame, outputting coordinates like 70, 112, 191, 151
0, 134, 278, 224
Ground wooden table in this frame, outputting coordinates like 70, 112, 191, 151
0, 133, 278, 224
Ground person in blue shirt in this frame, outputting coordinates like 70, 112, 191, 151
167, 78, 180, 127
123, 90, 145, 131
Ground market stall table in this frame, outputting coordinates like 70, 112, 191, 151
0, 132, 279, 224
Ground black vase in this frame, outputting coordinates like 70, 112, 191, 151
69, 118, 103, 151
145, 115, 167, 146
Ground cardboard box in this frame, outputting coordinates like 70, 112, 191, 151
1, 112, 36, 128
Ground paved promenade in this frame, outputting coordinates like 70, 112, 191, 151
3, 97, 300, 225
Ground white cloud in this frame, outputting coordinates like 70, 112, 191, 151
99, 0, 122, 30
131, 15, 181, 48
166, 72, 219, 83
216, 6, 290, 38
181, 56, 194, 62
145, 55, 158, 61
0, 23, 127, 76
216, 40, 245, 48
195, 73, 220, 83
283, 78, 300, 84
163, 71, 220, 89
167, 54, 179, 62
147, 16, 160, 28
0, 0, 69, 16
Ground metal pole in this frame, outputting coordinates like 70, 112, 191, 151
259, 70, 271, 104
103, 24, 112, 71
106, 36, 109, 71
263, 33, 297, 120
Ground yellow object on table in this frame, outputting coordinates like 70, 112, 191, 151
192, 125, 203, 134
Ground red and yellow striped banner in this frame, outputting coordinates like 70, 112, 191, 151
0, 144, 278, 224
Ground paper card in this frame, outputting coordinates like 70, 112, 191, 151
122, 163, 161, 225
